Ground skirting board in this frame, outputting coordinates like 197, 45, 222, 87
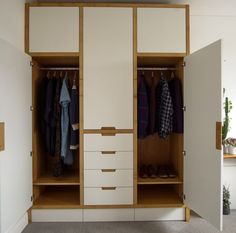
4, 212, 28, 233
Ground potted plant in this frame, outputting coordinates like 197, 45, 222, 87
223, 185, 231, 215
222, 96, 233, 153
226, 138, 236, 155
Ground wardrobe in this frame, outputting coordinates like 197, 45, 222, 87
0, 2, 222, 230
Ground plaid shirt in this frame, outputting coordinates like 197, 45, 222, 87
156, 76, 173, 139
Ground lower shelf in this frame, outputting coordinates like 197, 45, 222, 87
137, 185, 184, 207
33, 186, 80, 208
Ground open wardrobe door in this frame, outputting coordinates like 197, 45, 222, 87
0, 39, 32, 232
184, 40, 223, 231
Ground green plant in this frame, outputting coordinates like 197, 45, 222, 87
226, 138, 236, 147
223, 185, 231, 209
222, 97, 233, 144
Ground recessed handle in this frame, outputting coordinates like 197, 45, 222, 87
101, 151, 116, 155
216, 121, 222, 150
101, 187, 116, 190
101, 169, 116, 172
101, 127, 116, 136
0, 122, 5, 151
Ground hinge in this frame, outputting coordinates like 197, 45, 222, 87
31, 195, 33, 202
30, 61, 34, 67
30, 151, 33, 157
30, 106, 34, 111
182, 106, 186, 112
182, 61, 186, 67
182, 194, 186, 201
182, 150, 186, 156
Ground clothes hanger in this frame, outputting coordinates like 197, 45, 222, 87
72, 71, 77, 89
46, 71, 50, 78
171, 71, 175, 79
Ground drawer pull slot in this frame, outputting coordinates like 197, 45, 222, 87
101, 151, 116, 155
101, 187, 116, 190
101, 169, 116, 172
101, 127, 116, 136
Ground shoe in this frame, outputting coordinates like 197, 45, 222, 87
147, 164, 157, 178
158, 166, 168, 178
139, 164, 148, 178
166, 166, 177, 178
52, 161, 62, 177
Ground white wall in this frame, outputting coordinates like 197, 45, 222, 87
0, 1, 32, 233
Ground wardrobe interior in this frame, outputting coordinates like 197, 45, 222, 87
32, 56, 81, 207
137, 56, 184, 207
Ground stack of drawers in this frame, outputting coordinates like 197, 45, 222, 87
84, 134, 133, 205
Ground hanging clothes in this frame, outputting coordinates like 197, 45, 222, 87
60, 76, 73, 165
145, 71, 159, 135
69, 79, 79, 149
156, 73, 173, 139
138, 73, 149, 139
169, 74, 184, 133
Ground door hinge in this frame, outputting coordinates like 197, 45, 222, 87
31, 195, 34, 202
182, 106, 186, 112
182, 150, 186, 156
182, 194, 186, 201
30, 106, 34, 111
182, 61, 186, 67
30, 151, 33, 157
30, 61, 34, 67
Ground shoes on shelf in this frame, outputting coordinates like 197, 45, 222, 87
166, 166, 177, 178
158, 166, 168, 179
147, 164, 158, 178
139, 164, 148, 178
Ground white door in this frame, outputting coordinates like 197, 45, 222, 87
137, 7, 186, 53
184, 40, 223, 231
0, 39, 32, 232
83, 7, 133, 130
29, 7, 79, 53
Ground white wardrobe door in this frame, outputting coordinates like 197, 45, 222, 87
184, 40, 222, 231
137, 8, 186, 53
29, 7, 79, 52
83, 7, 133, 129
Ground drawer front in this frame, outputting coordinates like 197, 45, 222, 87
84, 187, 133, 205
84, 169, 133, 187
84, 151, 133, 169
84, 134, 133, 151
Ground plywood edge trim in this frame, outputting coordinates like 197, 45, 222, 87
25, 3, 30, 54
137, 53, 186, 58
30, 52, 79, 57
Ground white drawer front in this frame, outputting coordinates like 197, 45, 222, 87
84, 134, 133, 151
84, 187, 133, 205
84, 151, 133, 169
84, 169, 133, 187
84, 209, 134, 222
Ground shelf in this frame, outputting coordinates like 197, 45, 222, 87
224, 154, 236, 159
138, 177, 183, 185
33, 186, 80, 208
137, 185, 184, 207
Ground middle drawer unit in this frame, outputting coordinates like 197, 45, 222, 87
84, 134, 133, 151
84, 151, 133, 169
84, 169, 133, 187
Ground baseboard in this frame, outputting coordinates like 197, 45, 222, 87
4, 212, 28, 233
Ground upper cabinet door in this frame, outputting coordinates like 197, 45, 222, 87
83, 7, 133, 130
184, 40, 223, 231
29, 7, 79, 53
137, 7, 186, 53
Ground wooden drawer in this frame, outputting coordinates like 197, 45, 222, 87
84, 151, 133, 169
84, 134, 133, 151
84, 169, 133, 187
84, 187, 133, 205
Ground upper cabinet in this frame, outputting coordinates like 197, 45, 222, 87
28, 7, 79, 53
83, 7, 133, 130
137, 7, 187, 54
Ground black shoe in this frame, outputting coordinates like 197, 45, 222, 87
139, 164, 148, 178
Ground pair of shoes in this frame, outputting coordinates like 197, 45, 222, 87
139, 164, 158, 178
158, 165, 177, 179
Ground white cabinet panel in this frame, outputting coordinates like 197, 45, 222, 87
135, 208, 185, 221
184, 40, 223, 231
84, 209, 134, 222
84, 7, 133, 129
32, 209, 83, 222
84, 134, 133, 151
84, 187, 133, 205
29, 7, 79, 52
84, 169, 133, 187
137, 8, 186, 53
84, 151, 133, 169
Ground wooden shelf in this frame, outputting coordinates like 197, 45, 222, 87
34, 173, 80, 186
33, 186, 80, 208
137, 185, 184, 207
224, 154, 236, 159
138, 177, 183, 185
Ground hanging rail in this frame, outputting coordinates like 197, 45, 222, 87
40, 67, 79, 71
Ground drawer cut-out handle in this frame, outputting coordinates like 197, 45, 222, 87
101, 169, 116, 172
101, 151, 116, 155
101, 187, 116, 190
101, 127, 116, 136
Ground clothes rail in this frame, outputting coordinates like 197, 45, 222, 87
40, 67, 79, 71
138, 67, 177, 71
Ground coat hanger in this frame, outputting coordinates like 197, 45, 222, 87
46, 71, 50, 78
72, 71, 77, 89
171, 71, 175, 79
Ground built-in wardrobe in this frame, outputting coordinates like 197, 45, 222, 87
21, 3, 223, 231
